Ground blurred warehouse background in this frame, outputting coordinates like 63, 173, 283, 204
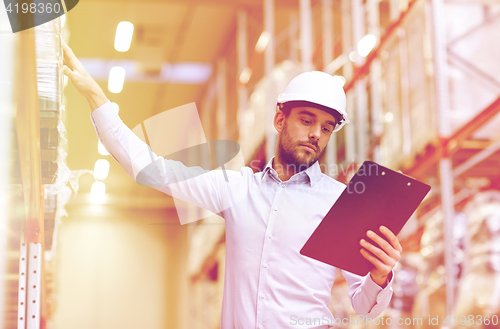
1, 0, 500, 328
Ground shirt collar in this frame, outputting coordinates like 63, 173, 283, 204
261, 156, 323, 187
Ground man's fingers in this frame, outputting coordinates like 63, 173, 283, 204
360, 239, 393, 265
379, 226, 403, 252
62, 42, 73, 66
366, 227, 403, 256
362, 227, 402, 283
63, 65, 73, 77
360, 249, 390, 273
365, 230, 400, 261
62, 41, 83, 72
366, 230, 391, 251
62, 41, 103, 98
63, 47, 77, 70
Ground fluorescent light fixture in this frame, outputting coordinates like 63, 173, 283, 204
358, 34, 377, 57
111, 102, 119, 114
255, 31, 271, 53
239, 67, 252, 84
274, 68, 285, 81
108, 66, 126, 93
324, 54, 348, 75
385, 112, 394, 123
94, 159, 110, 180
90, 181, 106, 204
80, 59, 212, 84
98, 140, 109, 156
348, 51, 358, 63
161, 62, 213, 84
114, 21, 134, 52
333, 75, 346, 87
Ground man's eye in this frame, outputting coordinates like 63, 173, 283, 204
302, 119, 311, 124
323, 127, 331, 133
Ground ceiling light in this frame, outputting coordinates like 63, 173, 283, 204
108, 66, 126, 93
324, 54, 348, 75
385, 112, 394, 123
161, 62, 213, 84
114, 21, 134, 52
94, 159, 110, 180
239, 67, 252, 84
98, 141, 109, 156
348, 51, 358, 63
90, 181, 106, 204
255, 31, 271, 53
80, 58, 212, 84
274, 69, 285, 81
358, 34, 377, 57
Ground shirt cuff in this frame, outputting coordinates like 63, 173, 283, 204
365, 270, 394, 296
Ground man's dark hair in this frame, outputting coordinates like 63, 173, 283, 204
278, 100, 342, 126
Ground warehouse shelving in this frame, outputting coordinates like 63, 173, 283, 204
186, 0, 500, 327
3, 14, 66, 329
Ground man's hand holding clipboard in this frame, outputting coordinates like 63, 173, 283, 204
359, 225, 403, 287
300, 161, 431, 283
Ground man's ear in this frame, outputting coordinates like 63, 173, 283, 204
274, 110, 286, 133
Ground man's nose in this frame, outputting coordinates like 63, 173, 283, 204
308, 124, 321, 140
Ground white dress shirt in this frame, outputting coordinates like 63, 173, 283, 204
90, 101, 394, 329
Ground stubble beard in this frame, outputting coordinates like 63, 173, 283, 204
277, 121, 321, 172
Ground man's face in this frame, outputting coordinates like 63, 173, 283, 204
275, 106, 336, 169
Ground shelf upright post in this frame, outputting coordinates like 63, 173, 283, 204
300, 0, 313, 72
430, 0, 455, 318
367, 0, 383, 163
264, 0, 276, 162
322, 0, 338, 174
15, 28, 45, 329
352, 0, 367, 163
26, 244, 42, 329
237, 9, 248, 135
17, 234, 28, 329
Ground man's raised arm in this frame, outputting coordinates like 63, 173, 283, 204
62, 42, 244, 222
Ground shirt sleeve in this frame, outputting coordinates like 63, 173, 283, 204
341, 269, 394, 318
89, 100, 245, 218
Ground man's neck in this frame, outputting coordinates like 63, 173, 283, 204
272, 155, 303, 182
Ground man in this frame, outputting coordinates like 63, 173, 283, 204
63, 42, 401, 328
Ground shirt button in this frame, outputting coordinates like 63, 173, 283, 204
258, 326, 264, 329
263, 263, 268, 268
281, 183, 285, 188
273, 206, 278, 211
260, 293, 265, 299
268, 234, 273, 239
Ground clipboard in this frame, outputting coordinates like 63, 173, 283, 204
300, 161, 431, 276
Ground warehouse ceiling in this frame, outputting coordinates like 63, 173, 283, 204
64, 0, 304, 214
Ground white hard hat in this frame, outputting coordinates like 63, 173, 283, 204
276, 71, 349, 132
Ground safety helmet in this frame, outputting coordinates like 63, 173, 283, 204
276, 71, 349, 132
